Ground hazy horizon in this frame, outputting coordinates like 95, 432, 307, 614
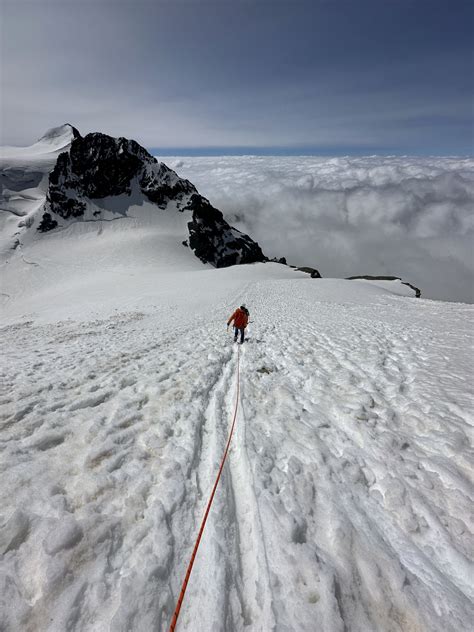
3, 125, 473, 158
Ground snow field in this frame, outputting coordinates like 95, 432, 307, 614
2, 128, 472, 630
0, 268, 473, 631
0, 125, 76, 256
237, 282, 473, 631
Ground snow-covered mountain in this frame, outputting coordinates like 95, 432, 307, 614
1, 125, 77, 254
1, 125, 424, 306
1, 125, 265, 268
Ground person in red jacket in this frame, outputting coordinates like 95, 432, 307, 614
227, 304, 250, 344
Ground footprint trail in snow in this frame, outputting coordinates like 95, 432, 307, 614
1, 277, 473, 632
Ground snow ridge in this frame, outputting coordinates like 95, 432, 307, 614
36, 124, 80, 152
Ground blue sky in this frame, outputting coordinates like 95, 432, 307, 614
1, 0, 473, 155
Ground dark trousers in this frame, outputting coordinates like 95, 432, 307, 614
234, 327, 245, 343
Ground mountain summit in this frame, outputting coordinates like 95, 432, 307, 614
1, 126, 422, 295
36, 124, 81, 150
30, 127, 265, 267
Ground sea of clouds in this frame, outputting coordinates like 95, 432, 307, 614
164, 155, 474, 303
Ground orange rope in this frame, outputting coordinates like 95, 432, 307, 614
168, 345, 241, 631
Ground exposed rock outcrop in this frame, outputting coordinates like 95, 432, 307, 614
294, 266, 321, 278
45, 132, 195, 219
37, 212, 58, 232
283, 263, 322, 278
347, 275, 421, 297
185, 194, 265, 267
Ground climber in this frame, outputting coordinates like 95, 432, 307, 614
227, 304, 250, 344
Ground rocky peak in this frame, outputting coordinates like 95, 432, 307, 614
36, 127, 266, 268
40, 131, 198, 228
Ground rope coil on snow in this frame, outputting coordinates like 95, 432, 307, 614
168, 344, 241, 631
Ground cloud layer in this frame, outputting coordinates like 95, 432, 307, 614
166, 155, 474, 303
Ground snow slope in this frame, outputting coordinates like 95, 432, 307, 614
0, 125, 78, 256
1, 216, 472, 631
1, 124, 77, 162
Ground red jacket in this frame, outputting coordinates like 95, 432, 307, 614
228, 308, 249, 328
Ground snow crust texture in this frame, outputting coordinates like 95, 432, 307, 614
1, 271, 472, 632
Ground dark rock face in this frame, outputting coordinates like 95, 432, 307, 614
46, 132, 195, 219
37, 212, 58, 232
37, 127, 266, 268
347, 275, 421, 297
295, 266, 321, 278
284, 263, 322, 277
49, 135, 143, 200
185, 194, 265, 267
403, 282, 421, 298
139, 163, 195, 208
